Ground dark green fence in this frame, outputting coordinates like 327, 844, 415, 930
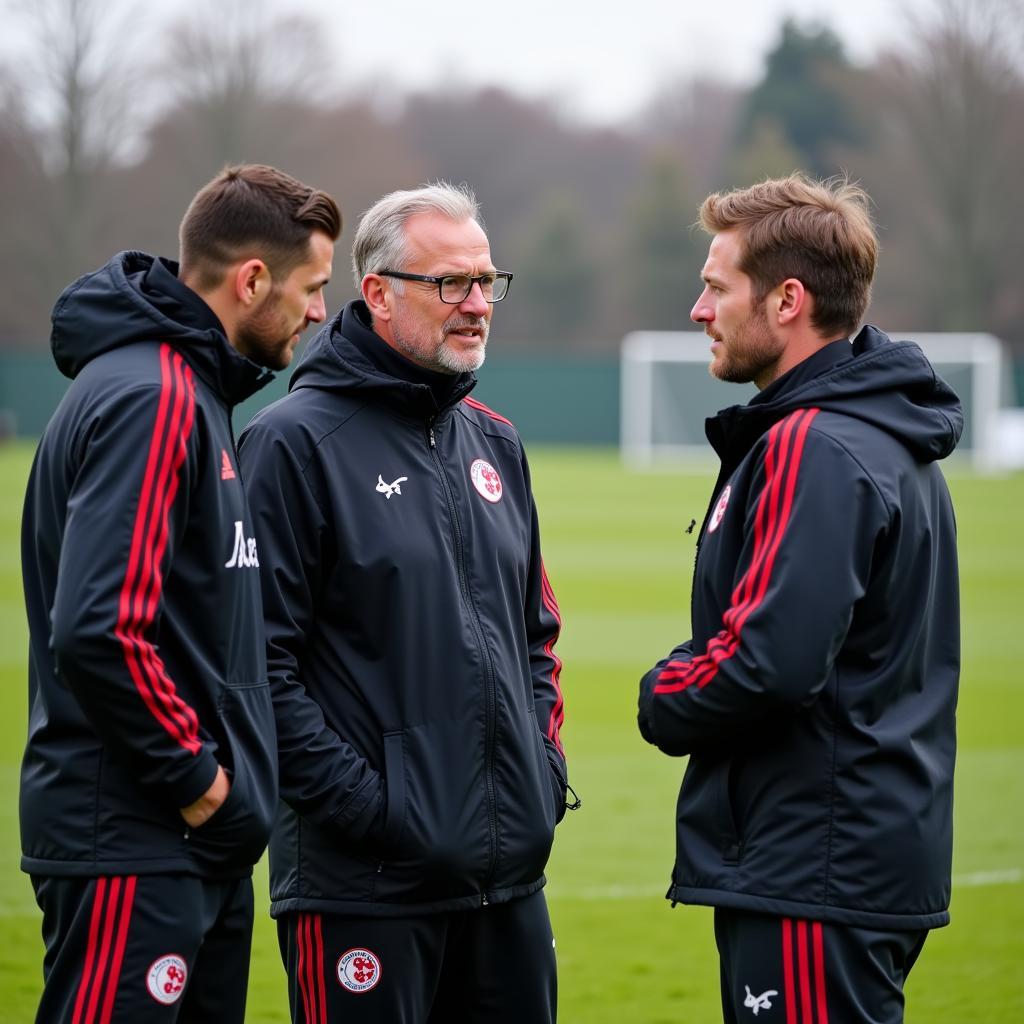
4, 350, 1023, 445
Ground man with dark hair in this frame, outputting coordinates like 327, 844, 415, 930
237, 181, 574, 1023
20, 163, 340, 1023
636, 174, 963, 1023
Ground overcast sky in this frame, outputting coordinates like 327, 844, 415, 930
307, 0, 932, 124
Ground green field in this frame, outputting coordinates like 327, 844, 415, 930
1, 442, 1022, 1022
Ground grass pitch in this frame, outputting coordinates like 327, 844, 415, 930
1, 442, 1022, 1022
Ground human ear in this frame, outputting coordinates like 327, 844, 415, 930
361, 274, 392, 323
775, 278, 806, 326
234, 259, 271, 308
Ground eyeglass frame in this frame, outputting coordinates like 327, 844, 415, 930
376, 269, 513, 304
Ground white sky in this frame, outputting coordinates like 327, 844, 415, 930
0, 0, 937, 127
308, 0, 931, 124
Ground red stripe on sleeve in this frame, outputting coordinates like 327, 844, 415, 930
114, 345, 202, 754
539, 562, 566, 754
653, 409, 820, 695
462, 395, 515, 427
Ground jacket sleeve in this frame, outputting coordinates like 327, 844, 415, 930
638, 412, 888, 757
520, 450, 572, 819
237, 419, 384, 836
50, 370, 219, 808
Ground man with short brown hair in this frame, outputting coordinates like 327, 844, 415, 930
21, 163, 340, 1023
637, 174, 962, 1023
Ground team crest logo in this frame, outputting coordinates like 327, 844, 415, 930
147, 954, 187, 1004
707, 485, 731, 534
470, 459, 502, 503
337, 948, 382, 994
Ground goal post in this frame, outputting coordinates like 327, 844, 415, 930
620, 330, 1011, 471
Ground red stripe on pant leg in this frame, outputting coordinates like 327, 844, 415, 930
782, 918, 797, 1024
297, 915, 313, 1024
797, 920, 813, 1024
314, 914, 327, 1024
84, 877, 122, 1023
812, 922, 829, 1024
72, 878, 108, 1024
98, 876, 136, 1024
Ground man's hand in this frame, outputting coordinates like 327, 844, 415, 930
180, 765, 230, 829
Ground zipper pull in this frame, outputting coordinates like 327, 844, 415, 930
481, 893, 489, 907
429, 427, 436, 448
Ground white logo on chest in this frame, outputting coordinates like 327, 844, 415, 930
469, 458, 502, 503
224, 520, 259, 568
707, 484, 732, 534
376, 474, 408, 499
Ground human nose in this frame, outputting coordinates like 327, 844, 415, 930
308, 291, 327, 324
458, 281, 491, 317
691, 287, 713, 325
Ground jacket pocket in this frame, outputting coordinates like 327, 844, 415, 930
719, 758, 743, 863
187, 683, 278, 873
529, 713, 566, 828
381, 730, 407, 847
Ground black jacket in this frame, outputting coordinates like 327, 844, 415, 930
237, 300, 569, 917
21, 252, 278, 878
638, 328, 963, 929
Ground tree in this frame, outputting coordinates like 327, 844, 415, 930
738, 18, 862, 178
504, 189, 598, 345
0, 0, 146, 342
858, 0, 1024, 348
157, 0, 335, 169
619, 151, 704, 332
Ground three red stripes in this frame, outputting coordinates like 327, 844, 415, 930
654, 408, 820, 695
72, 876, 137, 1024
114, 344, 201, 754
297, 913, 327, 1023
540, 562, 565, 754
783, 918, 829, 1024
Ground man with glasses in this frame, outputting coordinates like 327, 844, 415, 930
238, 182, 574, 1023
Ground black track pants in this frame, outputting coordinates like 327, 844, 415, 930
714, 907, 928, 1024
277, 889, 557, 1023
31, 873, 253, 1024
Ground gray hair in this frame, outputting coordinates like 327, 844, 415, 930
351, 181, 482, 288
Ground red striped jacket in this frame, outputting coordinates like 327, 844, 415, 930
21, 251, 277, 877
638, 330, 963, 929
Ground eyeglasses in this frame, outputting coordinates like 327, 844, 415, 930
377, 269, 513, 304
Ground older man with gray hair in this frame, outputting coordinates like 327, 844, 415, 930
238, 182, 575, 1023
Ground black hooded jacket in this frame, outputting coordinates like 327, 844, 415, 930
638, 328, 963, 929
21, 251, 278, 878
237, 300, 569, 917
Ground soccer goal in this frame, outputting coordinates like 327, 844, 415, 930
620, 331, 1010, 471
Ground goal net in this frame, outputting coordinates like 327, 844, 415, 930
620, 331, 1010, 471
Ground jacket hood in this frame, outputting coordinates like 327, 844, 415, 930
712, 325, 964, 464
50, 251, 273, 405
289, 300, 476, 417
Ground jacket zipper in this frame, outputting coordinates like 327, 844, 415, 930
427, 420, 499, 905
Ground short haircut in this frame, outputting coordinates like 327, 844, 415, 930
351, 182, 482, 288
698, 173, 878, 339
179, 164, 342, 291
